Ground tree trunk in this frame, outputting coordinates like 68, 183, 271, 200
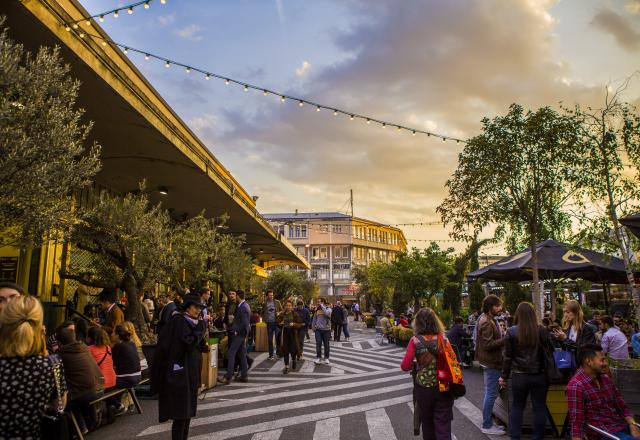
530, 237, 543, 318
550, 279, 556, 320
122, 272, 151, 343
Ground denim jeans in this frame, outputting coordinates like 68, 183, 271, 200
509, 373, 548, 440
266, 322, 280, 357
342, 323, 350, 338
225, 334, 248, 379
482, 368, 501, 429
297, 327, 306, 354
315, 330, 331, 359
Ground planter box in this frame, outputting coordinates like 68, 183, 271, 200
493, 382, 567, 437
611, 366, 640, 418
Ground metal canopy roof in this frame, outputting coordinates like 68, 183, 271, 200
4, 0, 308, 269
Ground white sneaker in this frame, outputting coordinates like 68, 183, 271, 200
481, 427, 506, 436
493, 425, 506, 431
323, 358, 331, 365
314, 358, 321, 364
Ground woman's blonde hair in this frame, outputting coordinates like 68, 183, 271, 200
0, 295, 46, 357
562, 299, 585, 331
122, 321, 142, 347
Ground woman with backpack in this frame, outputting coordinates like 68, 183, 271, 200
499, 302, 550, 440
401, 308, 460, 440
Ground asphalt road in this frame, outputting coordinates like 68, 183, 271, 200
88, 323, 541, 440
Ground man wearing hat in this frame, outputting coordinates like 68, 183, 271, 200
151, 292, 208, 440
219, 289, 251, 384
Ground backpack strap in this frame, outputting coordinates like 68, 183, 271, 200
97, 346, 111, 366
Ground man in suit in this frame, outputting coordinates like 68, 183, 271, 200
99, 288, 124, 338
219, 289, 251, 384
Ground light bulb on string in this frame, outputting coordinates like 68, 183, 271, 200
244, 85, 249, 92
224, 79, 230, 85
382, 123, 386, 129
350, 115, 354, 120
185, 67, 191, 73
263, 90, 268, 96
165, 61, 171, 68
144, 1, 150, 9
114, 10, 119, 18
316, 106, 321, 112
412, 131, 416, 136
128, 7, 134, 14
333, 110, 338, 116
101, 41, 107, 46
72, 23, 79, 29
124, 47, 129, 54
144, 53, 150, 60
65, 25, 71, 31
85, 20, 91, 26
205, 74, 210, 80
280, 96, 285, 102
99, 15, 104, 22
366, 119, 371, 124
79, 32, 85, 38
160, 0, 166, 4
298, 101, 304, 107
396, 126, 401, 131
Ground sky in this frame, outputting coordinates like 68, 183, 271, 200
78, 0, 640, 254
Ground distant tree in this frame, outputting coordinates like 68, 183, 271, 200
353, 263, 396, 314
501, 281, 531, 315
393, 243, 455, 311
568, 81, 640, 321
438, 104, 582, 316
0, 21, 100, 248
264, 269, 316, 302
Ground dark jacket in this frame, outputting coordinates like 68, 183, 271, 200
446, 324, 468, 348
475, 313, 505, 369
151, 313, 207, 422
230, 301, 251, 337
501, 325, 549, 379
156, 301, 176, 335
295, 306, 311, 328
224, 300, 237, 329
278, 311, 303, 357
331, 306, 344, 325
557, 323, 597, 355
57, 342, 104, 400
112, 340, 141, 375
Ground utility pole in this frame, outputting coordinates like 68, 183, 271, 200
350, 189, 354, 218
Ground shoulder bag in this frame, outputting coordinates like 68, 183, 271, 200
41, 355, 70, 440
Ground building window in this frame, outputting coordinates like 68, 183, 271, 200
312, 247, 319, 260
334, 246, 349, 259
320, 247, 328, 259
276, 225, 285, 235
332, 224, 342, 234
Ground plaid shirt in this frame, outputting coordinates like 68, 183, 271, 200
566, 368, 632, 439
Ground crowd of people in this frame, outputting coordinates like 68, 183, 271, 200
0, 282, 145, 439
401, 294, 640, 440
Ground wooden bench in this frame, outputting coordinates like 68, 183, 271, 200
68, 378, 149, 440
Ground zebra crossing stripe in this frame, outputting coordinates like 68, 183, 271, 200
197, 373, 409, 411
139, 382, 412, 436
303, 348, 396, 371
312, 417, 340, 440
251, 352, 270, 367
298, 361, 316, 373
251, 429, 283, 440
187, 395, 413, 440
454, 397, 484, 431
365, 408, 398, 440
301, 350, 371, 373
316, 347, 400, 368
328, 344, 404, 361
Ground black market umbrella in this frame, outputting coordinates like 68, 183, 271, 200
620, 214, 640, 239
467, 239, 631, 284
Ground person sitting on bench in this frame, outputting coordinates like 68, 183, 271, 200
566, 343, 639, 440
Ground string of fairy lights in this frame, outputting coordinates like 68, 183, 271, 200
60, 4, 467, 144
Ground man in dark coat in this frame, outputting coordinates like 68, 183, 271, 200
331, 301, 345, 342
150, 293, 207, 440
219, 289, 251, 384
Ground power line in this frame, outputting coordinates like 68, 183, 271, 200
62, 27, 467, 144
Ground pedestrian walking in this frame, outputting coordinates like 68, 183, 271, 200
331, 301, 345, 342
341, 303, 350, 342
219, 289, 251, 384
476, 294, 507, 435
278, 300, 303, 374
312, 299, 332, 364
150, 293, 208, 440
262, 290, 282, 360
294, 299, 311, 360
499, 302, 550, 440
400, 307, 457, 440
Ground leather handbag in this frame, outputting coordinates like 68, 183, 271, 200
41, 356, 70, 440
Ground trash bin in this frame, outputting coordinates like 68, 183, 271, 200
255, 322, 268, 352
201, 339, 218, 389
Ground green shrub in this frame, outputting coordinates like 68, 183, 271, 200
364, 315, 376, 328
397, 326, 413, 342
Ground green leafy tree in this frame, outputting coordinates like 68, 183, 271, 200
0, 21, 100, 248
393, 243, 455, 311
60, 189, 172, 339
438, 104, 581, 316
264, 269, 317, 302
568, 82, 640, 320
353, 262, 397, 314
501, 281, 531, 315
